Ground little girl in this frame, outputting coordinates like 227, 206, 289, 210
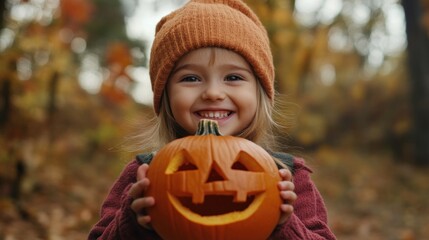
89, 0, 336, 239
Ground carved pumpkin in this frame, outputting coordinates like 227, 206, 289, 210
146, 119, 281, 240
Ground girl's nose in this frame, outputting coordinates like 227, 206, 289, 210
201, 82, 226, 101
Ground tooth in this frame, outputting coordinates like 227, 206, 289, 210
199, 111, 230, 119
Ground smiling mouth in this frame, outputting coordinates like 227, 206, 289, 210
197, 111, 232, 119
167, 192, 264, 225
178, 195, 255, 216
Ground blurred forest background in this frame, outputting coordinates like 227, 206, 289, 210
1, 0, 428, 239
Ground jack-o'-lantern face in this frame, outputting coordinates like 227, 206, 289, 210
146, 120, 281, 240
166, 147, 268, 223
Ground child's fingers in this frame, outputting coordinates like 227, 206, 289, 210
280, 204, 294, 214
277, 168, 296, 224
130, 196, 155, 213
137, 164, 150, 181
280, 190, 297, 203
137, 214, 152, 227
131, 196, 155, 229
278, 191, 296, 225
128, 178, 150, 199
129, 164, 151, 199
278, 204, 294, 225
278, 180, 295, 191
279, 168, 292, 181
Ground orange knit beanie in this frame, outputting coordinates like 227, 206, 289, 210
149, 0, 274, 114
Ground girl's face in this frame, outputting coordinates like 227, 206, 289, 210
167, 47, 258, 136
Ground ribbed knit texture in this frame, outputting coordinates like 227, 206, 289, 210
88, 156, 337, 239
149, 0, 274, 114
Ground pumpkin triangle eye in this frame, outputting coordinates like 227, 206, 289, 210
166, 149, 198, 174
232, 151, 264, 172
231, 161, 248, 171
177, 161, 198, 171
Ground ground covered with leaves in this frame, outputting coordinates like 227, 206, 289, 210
1, 146, 428, 239
311, 147, 429, 240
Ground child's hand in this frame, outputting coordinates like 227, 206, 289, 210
128, 164, 155, 229
277, 168, 297, 225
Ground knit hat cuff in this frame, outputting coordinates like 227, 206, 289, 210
150, 0, 274, 114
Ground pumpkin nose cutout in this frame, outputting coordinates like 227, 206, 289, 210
205, 167, 225, 183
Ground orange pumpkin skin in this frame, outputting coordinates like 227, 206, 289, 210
146, 120, 281, 240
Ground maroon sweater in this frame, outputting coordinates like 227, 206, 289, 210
88, 156, 336, 239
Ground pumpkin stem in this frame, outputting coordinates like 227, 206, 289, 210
196, 119, 222, 136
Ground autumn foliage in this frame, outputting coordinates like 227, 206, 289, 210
60, 0, 94, 29
0, 0, 428, 239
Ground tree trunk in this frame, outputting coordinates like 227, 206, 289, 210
0, 0, 6, 29
47, 71, 59, 120
0, 79, 11, 127
402, 0, 429, 166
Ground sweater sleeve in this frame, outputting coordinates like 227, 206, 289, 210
88, 159, 161, 240
271, 157, 336, 240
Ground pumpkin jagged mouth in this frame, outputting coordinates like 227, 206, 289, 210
178, 194, 256, 216
168, 192, 264, 225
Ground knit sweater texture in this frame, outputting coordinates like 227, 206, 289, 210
88, 156, 336, 239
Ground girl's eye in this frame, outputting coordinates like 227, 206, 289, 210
180, 75, 200, 82
225, 75, 244, 81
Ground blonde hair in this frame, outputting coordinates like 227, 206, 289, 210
149, 0, 275, 114
123, 80, 290, 169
